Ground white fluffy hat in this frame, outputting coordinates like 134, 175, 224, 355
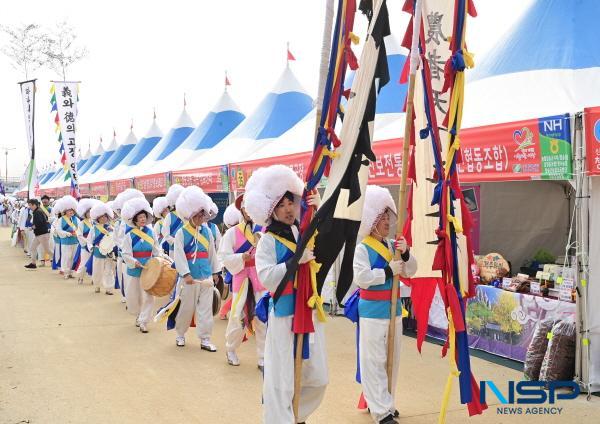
208, 201, 218, 221
175, 185, 212, 221
358, 185, 397, 239
121, 197, 153, 225
76, 198, 98, 218
223, 204, 242, 228
152, 196, 170, 218
51, 198, 62, 217
90, 202, 114, 221
113, 188, 144, 211
166, 184, 185, 207
243, 165, 304, 227
59, 195, 78, 214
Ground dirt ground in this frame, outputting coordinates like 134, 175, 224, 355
0, 228, 598, 423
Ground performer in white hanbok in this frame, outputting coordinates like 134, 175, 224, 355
87, 202, 116, 295
170, 186, 220, 351
352, 185, 417, 424
54, 196, 80, 279
152, 196, 170, 255
218, 194, 267, 369
246, 165, 327, 424
121, 197, 162, 333
161, 184, 185, 259
75, 199, 98, 284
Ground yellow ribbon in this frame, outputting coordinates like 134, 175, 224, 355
362, 235, 393, 262
237, 222, 258, 246
39, 204, 50, 217
183, 223, 210, 251
63, 216, 77, 231
268, 232, 327, 323
131, 227, 155, 246
96, 224, 110, 236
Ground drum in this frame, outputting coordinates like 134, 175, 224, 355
212, 286, 222, 316
141, 257, 178, 297
99, 234, 116, 257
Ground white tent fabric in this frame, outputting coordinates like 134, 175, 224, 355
116, 109, 194, 178
166, 91, 245, 169
82, 130, 137, 183
83, 133, 119, 176
178, 66, 313, 170
463, 0, 600, 128
100, 118, 163, 181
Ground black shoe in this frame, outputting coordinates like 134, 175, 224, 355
380, 415, 398, 424
394, 409, 399, 418
24, 263, 37, 269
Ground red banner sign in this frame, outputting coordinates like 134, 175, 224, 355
229, 152, 311, 191
79, 184, 91, 196
135, 173, 167, 194
585, 107, 600, 176
90, 182, 108, 197
109, 179, 132, 197
172, 165, 229, 193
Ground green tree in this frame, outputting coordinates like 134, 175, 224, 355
491, 293, 522, 334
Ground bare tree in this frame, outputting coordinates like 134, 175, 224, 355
43, 21, 87, 81
0, 23, 47, 79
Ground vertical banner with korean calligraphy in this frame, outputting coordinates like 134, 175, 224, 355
51, 82, 80, 198
19, 79, 36, 199
407, 0, 454, 281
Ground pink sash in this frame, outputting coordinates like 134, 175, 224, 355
232, 225, 265, 293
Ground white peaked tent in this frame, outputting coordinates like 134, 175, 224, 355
180, 65, 313, 169
74, 140, 104, 177
101, 117, 164, 181
117, 109, 194, 178
83, 133, 119, 177
167, 91, 245, 169
244, 35, 409, 161
91, 130, 138, 178
463, 0, 600, 128
83, 130, 137, 183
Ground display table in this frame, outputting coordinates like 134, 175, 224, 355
426, 285, 576, 362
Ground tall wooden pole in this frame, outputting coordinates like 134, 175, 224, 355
386, 0, 423, 394
292, 0, 334, 421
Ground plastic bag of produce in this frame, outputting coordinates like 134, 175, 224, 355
524, 319, 554, 380
539, 319, 576, 382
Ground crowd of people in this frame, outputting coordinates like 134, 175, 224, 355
5, 164, 417, 424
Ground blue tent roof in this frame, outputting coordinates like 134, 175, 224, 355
180, 92, 245, 151
40, 170, 57, 184
149, 110, 195, 162
84, 136, 117, 175
344, 36, 408, 114
121, 119, 163, 167
471, 0, 600, 81
78, 141, 104, 175
100, 130, 137, 171
230, 67, 313, 140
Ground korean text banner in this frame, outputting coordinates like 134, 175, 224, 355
52, 82, 80, 197
19, 80, 36, 198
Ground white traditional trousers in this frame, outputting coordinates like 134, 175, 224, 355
263, 311, 328, 424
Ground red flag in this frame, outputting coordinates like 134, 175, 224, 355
225, 76, 231, 86
287, 49, 296, 61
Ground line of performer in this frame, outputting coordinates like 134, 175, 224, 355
7, 164, 417, 424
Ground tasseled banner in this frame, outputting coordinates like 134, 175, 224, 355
71, 245, 81, 271
85, 253, 93, 276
